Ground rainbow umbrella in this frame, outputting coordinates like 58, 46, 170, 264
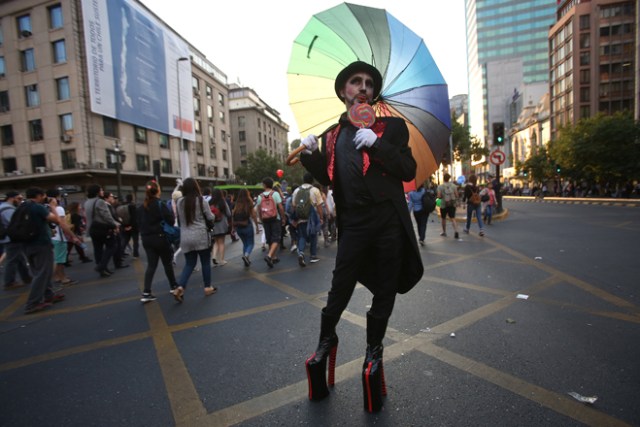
287, 2, 451, 190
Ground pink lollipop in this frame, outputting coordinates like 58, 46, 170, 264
348, 103, 376, 128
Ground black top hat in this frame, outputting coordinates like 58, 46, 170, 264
334, 61, 383, 102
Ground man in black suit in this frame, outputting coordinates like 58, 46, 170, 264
300, 61, 423, 412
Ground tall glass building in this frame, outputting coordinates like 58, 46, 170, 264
465, 0, 558, 164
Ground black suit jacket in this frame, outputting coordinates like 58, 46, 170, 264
301, 116, 423, 294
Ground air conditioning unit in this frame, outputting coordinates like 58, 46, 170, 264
13, 170, 24, 175
93, 161, 105, 169
61, 134, 72, 143
207, 165, 215, 172
35, 166, 46, 173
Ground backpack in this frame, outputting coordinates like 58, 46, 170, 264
7, 202, 39, 243
294, 186, 313, 220
0, 205, 13, 239
442, 183, 456, 207
259, 191, 278, 221
469, 186, 481, 206
422, 191, 436, 213
210, 204, 223, 222
116, 204, 131, 226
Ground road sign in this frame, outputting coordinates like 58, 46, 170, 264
490, 149, 506, 166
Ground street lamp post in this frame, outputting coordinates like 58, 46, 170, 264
177, 56, 190, 180
114, 141, 123, 200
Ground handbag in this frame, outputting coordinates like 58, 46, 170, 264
158, 201, 180, 244
199, 198, 215, 231
89, 199, 114, 238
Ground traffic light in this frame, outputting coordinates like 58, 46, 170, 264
492, 122, 505, 145
555, 164, 561, 173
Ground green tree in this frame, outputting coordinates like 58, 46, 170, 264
516, 146, 554, 185
549, 112, 640, 186
451, 115, 489, 162
283, 139, 306, 186
234, 148, 282, 185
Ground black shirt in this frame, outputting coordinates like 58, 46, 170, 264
334, 117, 374, 208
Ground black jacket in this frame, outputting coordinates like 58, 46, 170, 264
301, 115, 423, 294
137, 198, 174, 238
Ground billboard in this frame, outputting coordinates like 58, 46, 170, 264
81, 0, 195, 141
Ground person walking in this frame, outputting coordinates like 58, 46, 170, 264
299, 61, 423, 412
232, 188, 259, 267
292, 172, 324, 267
256, 177, 286, 268
119, 194, 140, 258
463, 174, 485, 236
407, 184, 430, 246
136, 181, 179, 303
173, 177, 217, 302
436, 173, 460, 239
84, 185, 120, 278
481, 182, 496, 225
0, 191, 31, 290
209, 188, 231, 266
47, 189, 77, 286
65, 202, 92, 264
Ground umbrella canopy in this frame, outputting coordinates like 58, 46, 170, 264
288, 2, 451, 188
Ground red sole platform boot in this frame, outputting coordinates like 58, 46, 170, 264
306, 311, 339, 401
362, 312, 389, 412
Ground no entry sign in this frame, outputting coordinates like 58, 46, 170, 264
490, 149, 506, 166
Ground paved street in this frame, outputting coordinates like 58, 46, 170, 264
1, 199, 639, 426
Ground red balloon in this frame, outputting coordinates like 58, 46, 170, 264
276, 169, 284, 178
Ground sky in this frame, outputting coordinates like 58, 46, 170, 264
140, 0, 468, 141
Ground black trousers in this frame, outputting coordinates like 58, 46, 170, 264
141, 234, 177, 294
92, 231, 116, 272
324, 201, 403, 321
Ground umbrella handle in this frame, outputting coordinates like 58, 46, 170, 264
285, 145, 307, 166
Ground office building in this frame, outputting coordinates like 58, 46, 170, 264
465, 0, 557, 175
549, 0, 636, 138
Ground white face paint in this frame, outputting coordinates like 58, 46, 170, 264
340, 72, 374, 110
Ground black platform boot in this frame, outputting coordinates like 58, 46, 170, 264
306, 311, 339, 401
362, 312, 389, 413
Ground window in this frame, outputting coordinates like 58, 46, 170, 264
192, 76, 199, 92
579, 34, 590, 49
60, 113, 73, 133
206, 85, 212, 99
208, 125, 215, 142
56, 77, 70, 100
103, 116, 118, 137
207, 105, 213, 122
31, 154, 46, 172
193, 98, 200, 116
221, 130, 227, 142
3, 158, 17, 173
194, 120, 201, 134
136, 154, 150, 171
579, 52, 590, 66
239, 145, 247, 156
0, 91, 9, 112
29, 119, 43, 141
222, 149, 228, 161
49, 4, 64, 29
218, 93, 224, 107
580, 87, 590, 102
134, 126, 147, 143
238, 116, 246, 127
0, 56, 5, 77
196, 141, 203, 155
580, 69, 590, 84
219, 111, 225, 123
0, 24, 3, 46
1, 125, 14, 146
197, 164, 205, 176
159, 133, 169, 149
17, 15, 32, 37
21, 49, 36, 72
161, 158, 172, 173
25, 84, 40, 107
61, 149, 76, 169
579, 14, 590, 30
239, 131, 246, 142
52, 40, 67, 63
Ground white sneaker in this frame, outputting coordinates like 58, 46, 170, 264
290, 245, 298, 253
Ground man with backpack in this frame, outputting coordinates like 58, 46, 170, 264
256, 177, 286, 268
0, 191, 31, 290
11, 187, 77, 314
437, 173, 461, 239
292, 172, 324, 267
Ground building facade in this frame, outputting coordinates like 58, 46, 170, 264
0, 0, 242, 198
228, 84, 289, 171
465, 0, 558, 176
549, 0, 636, 139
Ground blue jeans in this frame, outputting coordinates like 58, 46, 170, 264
178, 248, 211, 288
484, 204, 493, 224
465, 204, 484, 231
236, 224, 255, 257
297, 221, 317, 257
